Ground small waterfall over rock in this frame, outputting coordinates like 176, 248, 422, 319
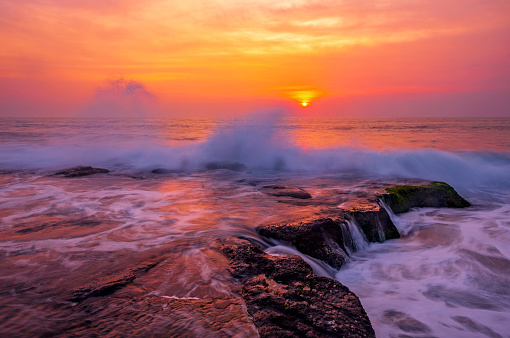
345, 219, 369, 252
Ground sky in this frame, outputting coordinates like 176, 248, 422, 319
1, 0, 509, 118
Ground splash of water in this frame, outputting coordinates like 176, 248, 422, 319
0, 114, 509, 193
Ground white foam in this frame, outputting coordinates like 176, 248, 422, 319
336, 191, 510, 337
1, 118, 509, 193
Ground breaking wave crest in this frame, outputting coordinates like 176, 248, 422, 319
1, 116, 509, 190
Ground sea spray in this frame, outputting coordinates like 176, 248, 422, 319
0, 116, 510, 192
1, 116, 510, 337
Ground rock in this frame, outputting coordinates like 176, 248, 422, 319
382, 181, 471, 214
204, 161, 247, 171
69, 271, 136, 302
53, 166, 109, 177
65, 296, 259, 337
151, 168, 180, 174
257, 208, 402, 269
220, 243, 375, 338
221, 243, 313, 283
346, 206, 400, 242
256, 181, 470, 273
257, 212, 400, 269
69, 261, 160, 302
261, 185, 312, 199
257, 218, 349, 269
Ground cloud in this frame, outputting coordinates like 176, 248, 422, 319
83, 76, 156, 118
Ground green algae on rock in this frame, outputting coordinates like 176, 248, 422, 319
382, 181, 471, 214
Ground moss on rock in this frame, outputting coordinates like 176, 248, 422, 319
383, 181, 471, 214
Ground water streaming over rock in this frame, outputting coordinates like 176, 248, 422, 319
1, 117, 510, 336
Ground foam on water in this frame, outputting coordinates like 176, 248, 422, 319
1, 117, 509, 194
265, 244, 335, 278
1, 115, 510, 336
336, 192, 510, 337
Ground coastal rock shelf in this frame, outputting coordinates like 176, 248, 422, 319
221, 242, 376, 337
0, 170, 472, 337
256, 181, 469, 271
225, 181, 470, 336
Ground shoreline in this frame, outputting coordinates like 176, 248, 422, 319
0, 167, 475, 336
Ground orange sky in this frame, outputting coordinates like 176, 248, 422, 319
1, 0, 509, 117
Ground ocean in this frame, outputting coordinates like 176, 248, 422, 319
1, 116, 510, 337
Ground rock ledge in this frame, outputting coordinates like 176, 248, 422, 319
221, 243, 375, 337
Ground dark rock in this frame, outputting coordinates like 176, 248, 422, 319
53, 166, 109, 178
346, 206, 400, 242
257, 181, 470, 269
383, 310, 431, 333
151, 168, 180, 174
69, 271, 136, 302
452, 316, 503, 338
204, 161, 247, 171
69, 261, 160, 302
257, 218, 348, 269
221, 243, 312, 283
220, 243, 375, 338
382, 181, 470, 214
261, 185, 312, 199
257, 206, 401, 269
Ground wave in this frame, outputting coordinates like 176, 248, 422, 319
1, 116, 509, 191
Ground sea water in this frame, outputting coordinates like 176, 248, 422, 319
1, 116, 509, 336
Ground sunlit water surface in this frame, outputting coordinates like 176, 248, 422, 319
1, 117, 510, 337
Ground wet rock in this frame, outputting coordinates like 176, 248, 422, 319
204, 161, 247, 171
382, 181, 470, 214
452, 316, 503, 338
346, 206, 400, 242
257, 218, 349, 269
257, 203, 402, 269
221, 243, 375, 338
151, 168, 178, 174
261, 185, 312, 199
53, 166, 109, 178
69, 261, 159, 302
221, 243, 313, 283
383, 310, 431, 333
150, 168, 186, 174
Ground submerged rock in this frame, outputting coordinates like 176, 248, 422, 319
261, 185, 312, 199
151, 168, 181, 174
221, 243, 375, 337
204, 161, 247, 171
53, 166, 110, 177
382, 181, 471, 214
69, 261, 160, 302
67, 296, 258, 337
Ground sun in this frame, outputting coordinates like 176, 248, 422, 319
267, 85, 325, 108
